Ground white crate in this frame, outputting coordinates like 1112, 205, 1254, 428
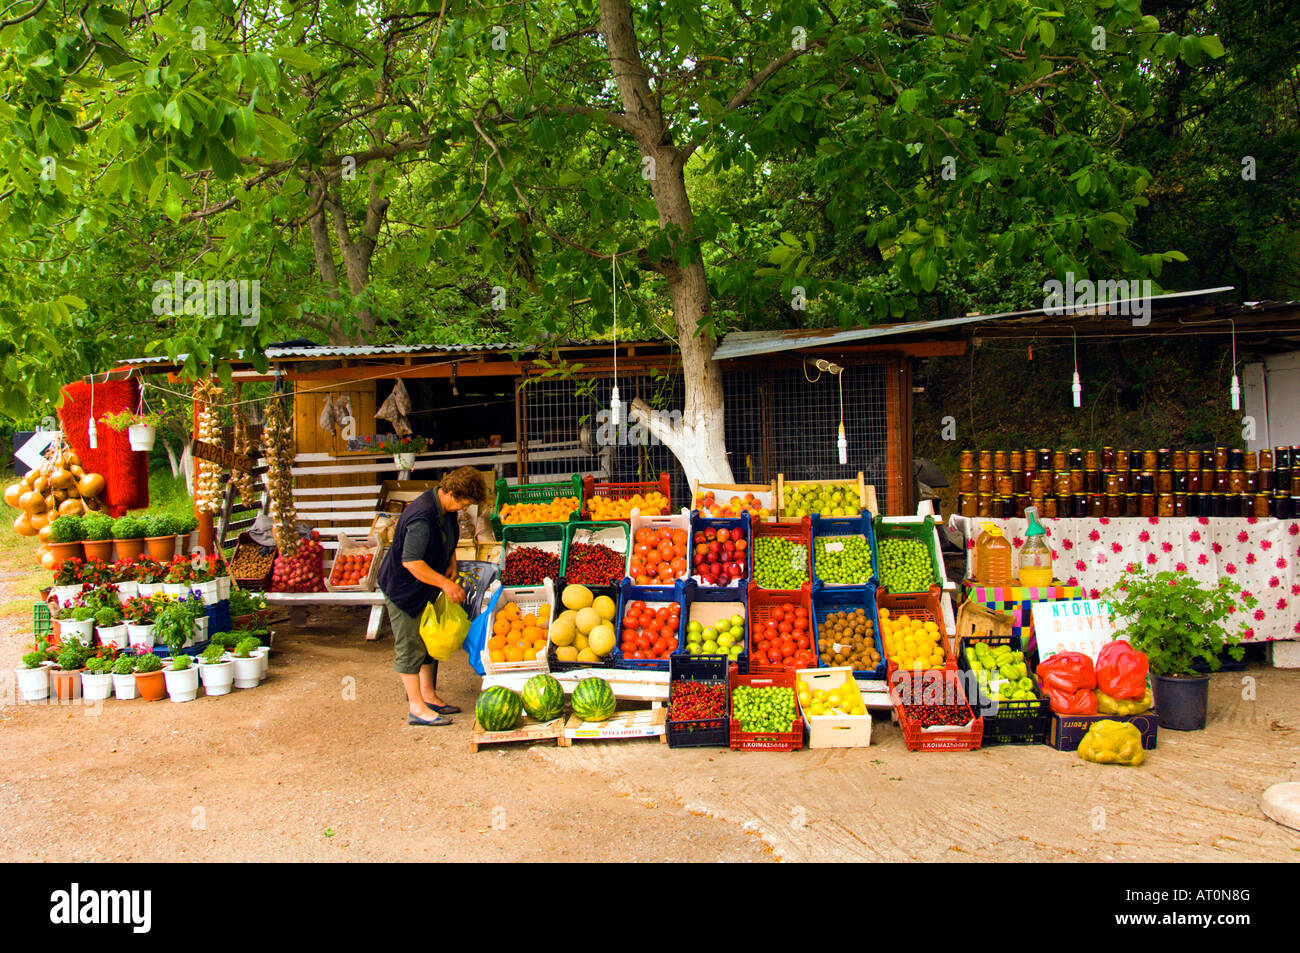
325, 535, 382, 592
481, 578, 555, 676
629, 507, 692, 587
796, 666, 874, 748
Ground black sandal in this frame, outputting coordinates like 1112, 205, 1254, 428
408, 712, 453, 726
426, 703, 461, 715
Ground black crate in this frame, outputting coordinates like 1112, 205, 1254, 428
547, 578, 620, 672
956, 635, 1050, 745
666, 654, 730, 748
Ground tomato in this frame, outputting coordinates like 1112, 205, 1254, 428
757, 639, 771, 653
772, 607, 786, 623
780, 642, 796, 658
778, 620, 793, 635
767, 648, 783, 664
635, 528, 654, 545
667, 637, 679, 651
654, 638, 670, 655
795, 634, 810, 650
637, 633, 653, 651
622, 627, 639, 642
629, 600, 645, 614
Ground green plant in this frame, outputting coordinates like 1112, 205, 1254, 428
228, 589, 266, 617
112, 515, 146, 540
169, 655, 192, 671
1103, 568, 1254, 678
111, 655, 136, 675
85, 656, 114, 675
153, 602, 193, 653
100, 410, 160, 431
199, 642, 225, 664
134, 653, 163, 674
21, 651, 45, 669
82, 513, 114, 541
175, 513, 199, 535
131, 555, 164, 583
56, 639, 91, 671
144, 513, 179, 537
93, 606, 123, 627
48, 515, 86, 543
76, 559, 115, 587
122, 595, 158, 623
232, 636, 261, 658
52, 559, 84, 586
71, 606, 95, 623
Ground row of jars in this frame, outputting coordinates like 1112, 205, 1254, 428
960, 467, 1300, 497
959, 492, 1299, 520
960, 446, 1300, 473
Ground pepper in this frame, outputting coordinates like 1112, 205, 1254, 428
1077, 719, 1146, 766
1094, 687, 1153, 716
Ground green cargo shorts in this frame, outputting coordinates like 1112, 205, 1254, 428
386, 597, 433, 675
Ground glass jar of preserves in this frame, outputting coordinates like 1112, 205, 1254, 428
1275, 446, 1291, 468
1069, 469, 1084, 494
1259, 469, 1273, 492
1043, 496, 1058, 518
1157, 470, 1172, 494
959, 470, 975, 493
1106, 494, 1122, 517
1030, 477, 1045, 499
1142, 450, 1157, 471
993, 450, 1008, 472
960, 449, 975, 470
1157, 448, 1172, 470
1188, 469, 1202, 492
1260, 450, 1273, 470
1228, 470, 1244, 494
1016, 493, 1031, 517
1053, 450, 1068, 471
977, 495, 993, 517
1245, 450, 1257, 471
1138, 471, 1155, 494
1172, 450, 1187, 471
1068, 448, 1084, 469
960, 494, 977, 517
1074, 495, 1090, 518
1084, 450, 1099, 471
998, 475, 1015, 497
1212, 493, 1226, 518
1202, 467, 1217, 491
1039, 448, 1054, 470
1129, 450, 1144, 471
1085, 469, 1101, 493
1102, 446, 1116, 470
1214, 446, 1228, 469
1116, 450, 1130, 472
1278, 467, 1293, 493
1215, 470, 1229, 492
1125, 494, 1140, 517
977, 471, 994, 494
1245, 470, 1258, 493
1158, 494, 1174, 517
1223, 494, 1241, 518
1009, 450, 1023, 473
1229, 448, 1245, 471
1140, 494, 1156, 517
1275, 494, 1293, 519
1088, 494, 1104, 518
1174, 494, 1187, 518
1055, 472, 1072, 497
1293, 473, 1300, 496
1173, 470, 1188, 493
1106, 472, 1121, 495
1187, 450, 1201, 471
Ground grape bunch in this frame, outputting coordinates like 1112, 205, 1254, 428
877, 538, 934, 591
732, 685, 797, 733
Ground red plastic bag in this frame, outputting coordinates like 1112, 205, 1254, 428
1042, 685, 1098, 715
1037, 651, 1099, 715
1095, 640, 1149, 700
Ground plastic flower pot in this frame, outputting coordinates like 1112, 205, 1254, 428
111, 672, 138, 700
176, 532, 193, 556
162, 583, 191, 598
194, 580, 221, 605
192, 617, 209, 644
254, 646, 270, 681
128, 423, 156, 452
232, 655, 261, 689
82, 539, 113, 562
51, 584, 83, 604
215, 576, 232, 600
127, 623, 156, 650
48, 542, 84, 564
136, 583, 164, 598
198, 658, 234, 696
134, 669, 167, 701
60, 618, 94, 641
52, 668, 84, 701
1152, 674, 1210, 731
113, 538, 145, 561
145, 536, 176, 561
114, 581, 139, 600
95, 625, 128, 650
393, 452, 416, 471
14, 664, 51, 702
81, 671, 113, 701
163, 665, 199, 702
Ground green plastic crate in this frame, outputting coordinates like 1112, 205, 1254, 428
560, 520, 632, 585
33, 601, 51, 638
489, 474, 584, 538
498, 522, 568, 585
871, 515, 945, 593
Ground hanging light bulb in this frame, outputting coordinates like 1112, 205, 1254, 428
837, 421, 847, 465
87, 417, 98, 450
609, 253, 620, 428
1070, 329, 1082, 408
1229, 320, 1240, 410
610, 385, 621, 427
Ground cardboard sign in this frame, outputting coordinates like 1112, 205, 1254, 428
1030, 598, 1122, 662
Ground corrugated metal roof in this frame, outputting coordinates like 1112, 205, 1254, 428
711, 287, 1237, 361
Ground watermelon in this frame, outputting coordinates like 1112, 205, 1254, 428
521, 673, 565, 722
476, 685, 523, 732
571, 676, 616, 722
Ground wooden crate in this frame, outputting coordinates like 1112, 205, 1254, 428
776, 473, 879, 521
954, 599, 1016, 654
558, 707, 667, 745
325, 534, 382, 592
691, 480, 776, 521
796, 666, 874, 748
470, 715, 565, 753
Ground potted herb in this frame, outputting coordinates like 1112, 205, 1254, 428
153, 600, 195, 653
14, 650, 52, 702
59, 605, 96, 642
123, 595, 159, 649
81, 513, 115, 562
111, 653, 139, 699
47, 513, 86, 563
1104, 567, 1254, 731
133, 555, 165, 596
81, 655, 115, 701
162, 653, 199, 702
93, 605, 127, 650
196, 641, 234, 696
111, 558, 140, 600
175, 513, 199, 555
144, 514, 178, 561
100, 409, 160, 452
229, 588, 268, 627
52, 638, 92, 700
111, 515, 147, 560
230, 636, 263, 689
132, 650, 166, 701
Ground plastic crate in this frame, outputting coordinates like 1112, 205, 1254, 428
810, 513, 878, 588
581, 472, 671, 520
810, 582, 886, 681
498, 522, 567, 586
750, 516, 812, 591
666, 654, 730, 748
679, 579, 749, 671
687, 510, 751, 589
954, 632, 1050, 745
205, 600, 231, 638
547, 578, 620, 671
489, 474, 584, 538
325, 535, 382, 592
728, 663, 803, 751
612, 578, 685, 671
33, 602, 51, 639
230, 532, 276, 591
628, 507, 693, 589
888, 669, 983, 751
560, 520, 631, 586
691, 480, 776, 521
872, 515, 945, 593
482, 579, 555, 676
879, 586, 957, 680
746, 582, 813, 674
777, 473, 877, 522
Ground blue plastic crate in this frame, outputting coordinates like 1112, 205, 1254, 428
687, 510, 752, 588
612, 578, 686, 671
205, 599, 231, 637
810, 581, 885, 683
810, 514, 877, 588
678, 579, 749, 672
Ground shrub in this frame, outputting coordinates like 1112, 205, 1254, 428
112, 515, 146, 540
144, 514, 179, 538
134, 653, 162, 673
111, 655, 136, 675
82, 513, 114, 541
56, 640, 91, 671
48, 515, 85, 543
175, 514, 199, 535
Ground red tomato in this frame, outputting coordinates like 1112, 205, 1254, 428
773, 607, 786, 623
637, 633, 653, 650
778, 620, 793, 635
780, 642, 796, 659
667, 637, 679, 651
795, 634, 810, 650
767, 648, 783, 664
757, 639, 771, 653
629, 601, 645, 614
654, 638, 670, 655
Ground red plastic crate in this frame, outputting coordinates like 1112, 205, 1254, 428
750, 516, 812, 590
888, 669, 983, 751
879, 586, 958, 680
581, 472, 672, 520
745, 582, 814, 672
728, 663, 803, 751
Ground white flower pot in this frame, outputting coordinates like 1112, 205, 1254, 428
96, 624, 128, 650
60, 618, 94, 641
81, 671, 114, 701
51, 585, 82, 604
128, 423, 156, 452
192, 617, 209, 643
163, 583, 190, 598
111, 672, 138, 700
137, 583, 164, 598
163, 665, 199, 702
198, 659, 234, 696
127, 623, 156, 650
231, 655, 261, 689
15, 665, 50, 702
194, 580, 221, 605
215, 576, 232, 600
393, 452, 416, 471
114, 581, 139, 600
254, 646, 270, 680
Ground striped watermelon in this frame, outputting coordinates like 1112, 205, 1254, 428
571, 676, 616, 722
476, 685, 523, 732
521, 673, 564, 722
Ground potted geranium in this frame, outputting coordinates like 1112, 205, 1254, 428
111, 653, 138, 699
163, 554, 197, 597
1104, 567, 1254, 731
208, 552, 233, 600
230, 635, 263, 689
162, 653, 199, 702
132, 650, 166, 701
190, 555, 221, 604
94, 605, 127, 650
81, 513, 115, 562
50, 558, 86, 605
133, 555, 165, 597
14, 649, 53, 702
52, 638, 92, 700
112, 558, 140, 600
367, 433, 430, 472
47, 513, 86, 564
100, 409, 160, 452
77, 557, 115, 590
196, 641, 234, 696
143, 514, 179, 561
81, 654, 115, 701
111, 514, 147, 561
123, 595, 159, 649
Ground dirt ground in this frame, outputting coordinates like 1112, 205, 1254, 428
2, 580, 1299, 862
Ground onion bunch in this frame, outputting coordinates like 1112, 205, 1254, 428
194, 378, 224, 515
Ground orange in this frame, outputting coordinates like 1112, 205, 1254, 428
489, 649, 506, 663
488, 634, 507, 650
505, 645, 524, 663
536, 604, 550, 622
532, 639, 547, 653
521, 613, 537, 628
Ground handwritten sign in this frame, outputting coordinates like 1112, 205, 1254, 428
1031, 599, 1123, 662
190, 439, 255, 472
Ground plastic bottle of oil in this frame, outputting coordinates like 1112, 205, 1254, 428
974, 522, 1013, 586
1017, 506, 1054, 587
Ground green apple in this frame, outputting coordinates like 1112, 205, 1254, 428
702, 640, 718, 654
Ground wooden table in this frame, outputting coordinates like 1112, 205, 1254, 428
262, 591, 388, 640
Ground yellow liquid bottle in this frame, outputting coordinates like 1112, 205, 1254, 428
1017, 506, 1053, 587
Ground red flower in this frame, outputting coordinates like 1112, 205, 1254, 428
1241, 590, 1254, 601
1247, 517, 1259, 525
1126, 562, 1139, 573
1278, 598, 1289, 611
1197, 554, 1209, 565
1291, 584, 1300, 596
1254, 609, 1266, 621
1088, 529, 1100, 542
1246, 552, 1256, 565
1244, 627, 1255, 639
1012, 536, 1024, 548
1188, 529, 1201, 543
966, 539, 975, 550
1198, 517, 1210, 526
1261, 539, 1273, 550
1062, 539, 1074, 550
1149, 516, 1160, 525
1051, 549, 1060, 560
1161, 541, 1173, 553
1278, 557, 1289, 569
1099, 517, 1110, 525
1146, 552, 1158, 565
1112, 542, 1124, 554
1225, 562, 1237, 574
1088, 588, 1100, 598
1076, 559, 1086, 572
1139, 530, 1151, 543
1237, 531, 1250, 543
1212, 542, 1223, 554
1175, 561, 1187, 572
1066, 576, 1078, 586
1291, 523, 1299, 535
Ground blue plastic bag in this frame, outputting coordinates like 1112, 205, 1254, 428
463, 583, 502, 677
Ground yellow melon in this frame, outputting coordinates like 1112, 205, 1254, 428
549, 615, 576, 647
562, 584, 594, 610
575, 606, 602, 635
576, 648, 600, 663
555, 645, 579, 662
588, 623, 615, 657
574, 632, 589, 651
592, 595, 616, 622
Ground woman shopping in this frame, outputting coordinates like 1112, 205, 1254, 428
376, 466, 488, 726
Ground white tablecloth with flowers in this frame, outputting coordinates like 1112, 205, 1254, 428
947, 515, 1300, 643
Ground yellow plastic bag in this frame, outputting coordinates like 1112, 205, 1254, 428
419, 592, 471, 660
1095, 687, 1153, 716
1077, 719, 1146, 766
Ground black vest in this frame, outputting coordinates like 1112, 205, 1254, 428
377, 491, 457, 617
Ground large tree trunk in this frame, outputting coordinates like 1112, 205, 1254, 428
599, 0, 734, 489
